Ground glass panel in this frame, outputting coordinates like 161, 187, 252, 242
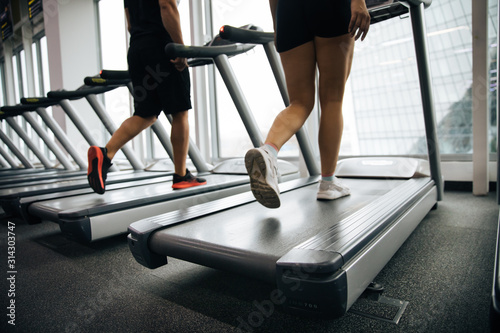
19, 50, 28, 98
40, 36, 51, 95
12, 54, 20, 102
0, 62, 4, 105
210, 0, 293, 158
98, 0, 131, 155
488, 0, 498, 154
206, 0, 498, 159
345, 0, 493, 156
31, 41, 41, 96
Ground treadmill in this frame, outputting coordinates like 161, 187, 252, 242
0, 106, 76, 174
0, 84, 130, 184
25, 31, 288, 242
1, 101, 87, 170
0, 82, 174, 217
127, 0, 443, 318
0, 103, 86, 186
85, 70, 209, 173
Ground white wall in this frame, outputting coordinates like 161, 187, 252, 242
42, 0, 103, 156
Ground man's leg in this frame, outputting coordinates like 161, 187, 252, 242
170, 110, 189, 176
87, 114, 156, 194
106, 115, 157, 160
170, 110, 207, 189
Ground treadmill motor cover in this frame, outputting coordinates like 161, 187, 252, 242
335, 157, 430, 179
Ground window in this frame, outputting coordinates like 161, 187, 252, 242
97, 0, 131, 160
39, 36, 50, 95
207, 0, 498, 161
0, 61, 5, 105
210, 0, 296, 159
347, 0, 498, 156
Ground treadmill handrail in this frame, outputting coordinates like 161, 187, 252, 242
367, 0, 431, 9
219, 25, 273, 45
84, 76, 131, 87
47, 86, 118, 100
19, 97, 60, 107
100, 69, 130, 80
367, 0, 431, 24
218, 2, 431, 43
0, 108, 26, 119
165, 42, 255, 60
405, 0, 431, 8
0, 104, 47, 118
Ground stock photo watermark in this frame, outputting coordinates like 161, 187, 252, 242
63, 270, 128, 333
236, 262, 321, 332
5, 221, 17, 326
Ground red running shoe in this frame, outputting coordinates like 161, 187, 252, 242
87, 146, 113, 194
172, 169, 207, 189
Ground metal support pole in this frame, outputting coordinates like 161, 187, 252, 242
190, 0, 211, 161
471, 0, 490, 195
0, 130, 34, 168
214, 54, 264, 148
0, 154, 9, 168
0, 144, 19, 168
22, 112, 76, 170
410, 3, 443, 200
58, 99, 120, 172
36, 107, 87, 169
5, 118, 53, 168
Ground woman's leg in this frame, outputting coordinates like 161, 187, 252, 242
315, 34, 354, 176
265, 41, 317, 150
245, 41, 317, 208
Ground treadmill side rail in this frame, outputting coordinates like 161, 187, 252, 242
276, 178, 436, 318
276, 249, 348, 317
278, 265, 348, 318
128, 220, 168, 269
59, 217, 93, 243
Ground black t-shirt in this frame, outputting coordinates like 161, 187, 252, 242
124, 0, 173, 48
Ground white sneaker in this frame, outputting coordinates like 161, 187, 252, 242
317, 177, 351, 200
245, 146, 280, 208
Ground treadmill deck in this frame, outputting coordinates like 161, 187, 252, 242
141, 178, 423, 280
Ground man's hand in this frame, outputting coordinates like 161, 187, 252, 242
171, 57, 188, 71
349, 0, 370, 41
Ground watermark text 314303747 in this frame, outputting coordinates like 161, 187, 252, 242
6, 221, 17, 326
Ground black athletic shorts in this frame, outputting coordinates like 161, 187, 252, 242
127, 42, 191, 118
275, 0, 352, 53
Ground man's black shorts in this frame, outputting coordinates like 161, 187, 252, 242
275, 0, 352, 53
127, 42, 191, 118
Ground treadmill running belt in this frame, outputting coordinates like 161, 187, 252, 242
147, 178, 409, 282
